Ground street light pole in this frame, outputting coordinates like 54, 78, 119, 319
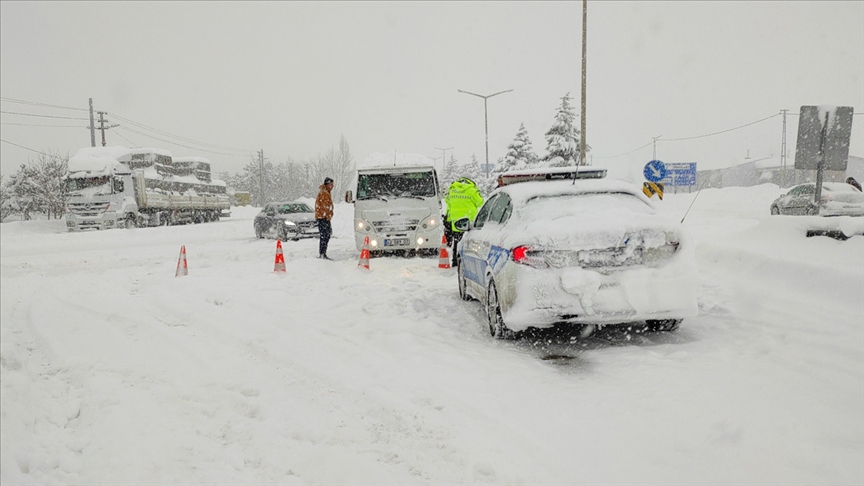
458, 89, 513, 177
434, 146, 453, 174
579, 0, 587, 166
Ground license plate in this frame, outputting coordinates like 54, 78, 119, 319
384, 238, 409, 247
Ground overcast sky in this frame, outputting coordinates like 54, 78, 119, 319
2, 1, 862, 181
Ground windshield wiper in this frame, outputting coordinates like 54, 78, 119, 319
359, 195, 389, 202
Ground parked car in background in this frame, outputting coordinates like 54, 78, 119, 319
454, 167, 699, 339
770, 182, 864, 217
254, 201, 320, 240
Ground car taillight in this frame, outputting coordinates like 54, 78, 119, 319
511, 246, 548, 268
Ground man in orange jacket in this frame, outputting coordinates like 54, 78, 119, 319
315, 177, 335, 260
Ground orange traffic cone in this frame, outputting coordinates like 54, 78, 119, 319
438, 234, 451, 269
175, 245, 188, 277
357, 236, 371, 270
274, 239, 286, 273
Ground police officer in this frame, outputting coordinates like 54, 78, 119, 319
444, 175, 484, 266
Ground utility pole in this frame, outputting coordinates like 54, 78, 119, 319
780, 109, 789, 187
88, 98, 96, 147
258, 149, 265, 207
434, 146, 453, 173
579, 0, 588, 166
96, 111, 118, 147
458, 89, 513, 177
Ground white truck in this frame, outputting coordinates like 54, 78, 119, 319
64, 146, 230, 231
345, 153, 444, 256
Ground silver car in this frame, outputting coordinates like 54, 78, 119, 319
770, 182, 864, 217
254, 201, 320, 241
455, 169, 699, 339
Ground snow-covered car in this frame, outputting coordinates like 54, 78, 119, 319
454, 168, 699, 339
254, 201, 320, 240
770, 182, 864, 217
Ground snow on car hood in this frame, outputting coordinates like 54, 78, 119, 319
277, 213, 316, 223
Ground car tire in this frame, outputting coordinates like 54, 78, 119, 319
124, 214, 137, 229
645, 319, 681, 332
486, 281, 514, 339
458, 259, 471, 301
770, 206, 780, 216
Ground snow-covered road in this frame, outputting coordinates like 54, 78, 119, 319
2, 185, 862, 485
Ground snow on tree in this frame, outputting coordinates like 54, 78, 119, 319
543, 92, 590, 166
501, 123, 539, 171
464, 154, 483, 182
441, 154, 460, 191
0, 174, 11, 222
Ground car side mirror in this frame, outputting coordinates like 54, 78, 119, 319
345, 190, 354, 203
454, 217, 472, 232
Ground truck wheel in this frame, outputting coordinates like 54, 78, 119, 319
125, 214, 137, 229
160, 214, 170, 226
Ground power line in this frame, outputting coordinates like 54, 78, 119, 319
591, 112, 784, 159
660, 113, 781, 142
1, 122, 84, 128
108, 111, 252, 154
0, 138, 67, 158
111, 130, 139, 147
592, 141, 653, 159
0, 96, 88, 112
0, 110, 89, 121
115, 126, 253, 157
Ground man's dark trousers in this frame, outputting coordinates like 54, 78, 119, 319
317, 219, 332, 256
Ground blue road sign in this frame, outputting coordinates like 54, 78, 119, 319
644, 160, 666, 182
661, 162, 697, 186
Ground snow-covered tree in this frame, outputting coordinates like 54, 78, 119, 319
464, 154, 483, 182
0, 174, 11, 222
441, 154, 460, 191
30, 152, 68, 219
543, 92, 590, 166
501, 123, 539, 171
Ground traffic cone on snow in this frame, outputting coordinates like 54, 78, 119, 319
175, 245, 188, 277
274, 239, 286, 273
357, 236, 371, 270
438, 234, 451, 269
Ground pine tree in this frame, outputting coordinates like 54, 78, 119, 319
502, 123, 539, 171
544, 92, 590, 166
464, 154, 483, 182
442, 154, 460, 190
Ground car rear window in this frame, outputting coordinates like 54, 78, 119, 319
520, 192, 653, 219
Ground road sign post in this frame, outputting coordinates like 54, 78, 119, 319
795, 106, 854, 212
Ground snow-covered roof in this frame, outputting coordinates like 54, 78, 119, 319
499, 178, 652, 206
358, 152, 436, 170
173, 156, 211, 164
68, 146, 132, 174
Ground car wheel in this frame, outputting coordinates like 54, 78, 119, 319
770, 206, 780, 216
645, 319, 681, 332
276, 227, 287, 242
124, 214, 137, 229
458, 259, 471, 301
486, 281, 514, 339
